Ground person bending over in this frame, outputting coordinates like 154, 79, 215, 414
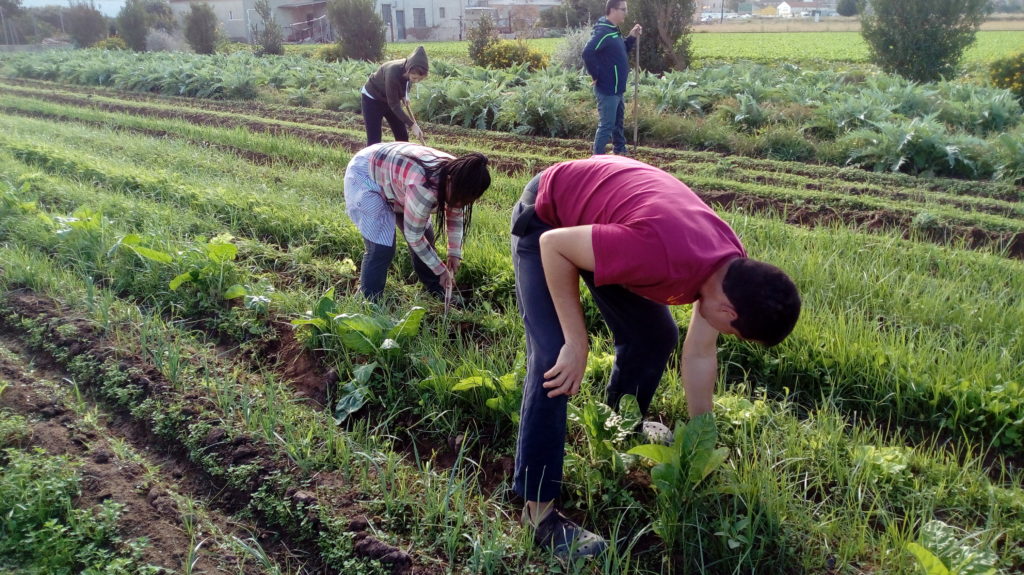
510, 154, 801, 559
344, 142, 490, 300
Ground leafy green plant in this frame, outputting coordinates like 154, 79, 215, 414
842, 115, 983, 177
628, 414, 729, 549
0, 411, 29, 448
449, 368, 522, 423
906, 520, 1000, 575
989, 50, 1024, 102
993, 130, 1024, 185
478, 40, 548, 72
168, 233, 247, 308
567, 395, 641, 474
291, 288, 427, 359
493, 77, 571, 137
0, 449, 158, 573
467, 14, 497, 66
110, 233, 174, 266
49, 207, 112, 275
717, 94, 768, 132
861, 0, 988, 83
334, 362, 378, 424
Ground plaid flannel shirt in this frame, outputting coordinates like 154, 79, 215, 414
367, 142, 464, 275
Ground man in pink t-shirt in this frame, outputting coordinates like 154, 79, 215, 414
510, 155, 800, 560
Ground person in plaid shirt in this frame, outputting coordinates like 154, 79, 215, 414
344, 142, 491, 300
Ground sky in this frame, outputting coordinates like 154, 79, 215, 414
17, 0, 127, 17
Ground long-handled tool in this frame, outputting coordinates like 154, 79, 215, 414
444, 280, 455, 316
403, 99, 427, 146
632, 34, 640, 149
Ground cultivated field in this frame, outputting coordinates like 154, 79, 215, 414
378, 28, 1024, 66
1, 31, 1023, 575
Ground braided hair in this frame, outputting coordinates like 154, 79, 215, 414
405, 150, 491, 241
433, 153, 490, 238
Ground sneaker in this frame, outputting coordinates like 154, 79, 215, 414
523, 508, 608, 560
640, 421, 674, 446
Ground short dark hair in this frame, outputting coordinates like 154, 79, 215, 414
605, 0, 624, 15
408, 65, 427, 76
722, 258, 801, 347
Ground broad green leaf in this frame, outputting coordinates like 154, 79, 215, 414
290, 317, 328, 330
312, 288, 336, 319
223, 285, 247, 299
351, 362, 378, 385
205, 242, 238, 263
169, 271, 194, 291
618, 395, 643, 431
452, 375, 489, 392
688, 446, 729, 486
334, 313, 389, 353
627, 444, 677, 465
129, 245, 174, 264
650, 462, 679, 492
906, 543, 951, 575
336, 313, 389, 339
497, 372, 520, 391
387, 306, 426, 340
681, 413, 719, 460
334, 382, 369, 424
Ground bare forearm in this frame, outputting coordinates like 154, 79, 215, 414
681, 353, 716, 416
540, 238, 587, 347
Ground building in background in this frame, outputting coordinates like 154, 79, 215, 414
18, 0, 126, 17
164, 0, 559, 44
167, 0, 330, 43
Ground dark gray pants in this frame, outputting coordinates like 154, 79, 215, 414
511, 174, 679, 502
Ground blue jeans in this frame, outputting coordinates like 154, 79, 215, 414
362, 93, 409, 146
593, 88, 626, 155
359, 215, 443, 300
510, 175, 679, 502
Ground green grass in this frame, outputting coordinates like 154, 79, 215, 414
689, 30, 1024, 65
1, 67, 1023, 574
0, 414, 159, 573
379, 30, 1024, 66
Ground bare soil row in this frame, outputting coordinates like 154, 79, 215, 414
0, 291, 431, 575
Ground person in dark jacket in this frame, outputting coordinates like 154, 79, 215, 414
361, 46, 429, 146
582, 0, 641, 156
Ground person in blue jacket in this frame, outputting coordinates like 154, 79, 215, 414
582, 0, 642, 156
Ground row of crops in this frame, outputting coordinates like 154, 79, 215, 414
0, 72, 1021, 573
2, 48, 1023, 183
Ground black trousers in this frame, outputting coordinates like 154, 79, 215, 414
362, 93, 409, 146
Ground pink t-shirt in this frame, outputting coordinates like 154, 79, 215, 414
534, 155, 746, 305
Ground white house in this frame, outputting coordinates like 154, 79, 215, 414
168, 0, 557, 43
776, 1, 822, 17
168, 0, 330, 42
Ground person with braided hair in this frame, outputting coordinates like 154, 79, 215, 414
343, 142, 491, 300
